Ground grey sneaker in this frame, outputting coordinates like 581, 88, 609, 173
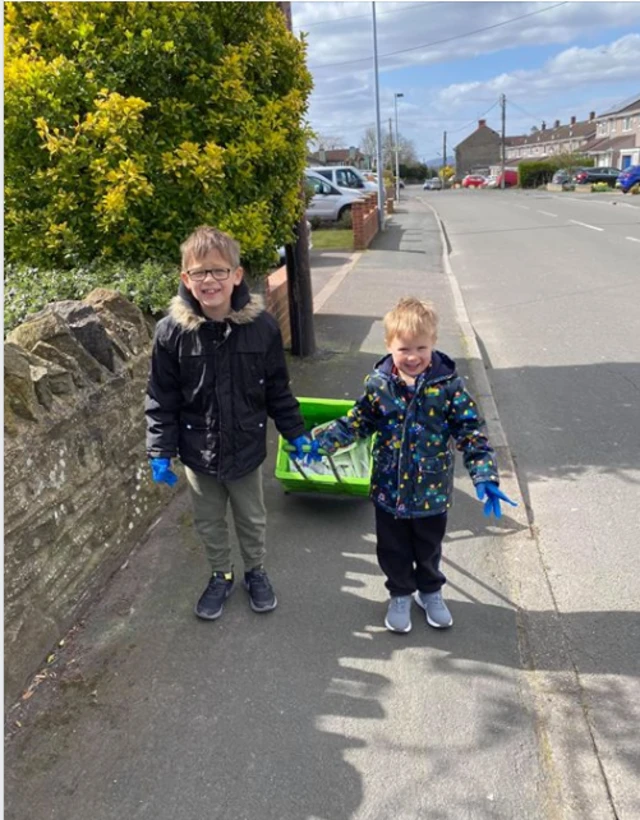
384, 595, 413, 633
414, 590, 453, 628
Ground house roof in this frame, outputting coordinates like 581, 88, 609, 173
586, 134, 637, 154
454, 123, 500, 149
308, 148, 365, 164
599, 94, 640, 117
506, 119, 596, 148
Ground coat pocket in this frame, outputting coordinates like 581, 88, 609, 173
413, 454, 452, 511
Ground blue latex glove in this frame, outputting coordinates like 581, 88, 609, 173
475, 482, 517, 519
150, 457, 178, 487
289, 435, 322, 464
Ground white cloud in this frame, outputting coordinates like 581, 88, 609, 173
294, 1, 640, 160
437, 34, 640, 108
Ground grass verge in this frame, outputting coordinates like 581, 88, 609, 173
311, 229, 353, 251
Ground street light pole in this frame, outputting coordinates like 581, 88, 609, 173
372, 2, 385, 231
394, 92, 404, 200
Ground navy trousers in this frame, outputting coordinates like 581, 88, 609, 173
375, 506, 447, 597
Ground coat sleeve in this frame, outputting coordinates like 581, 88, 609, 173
314, 376, 381, 453
145, 323, 182, 459
264, 325, 307, 441
446, 376, 499, 485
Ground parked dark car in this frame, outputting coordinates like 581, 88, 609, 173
552, 167, 588, 185
574, 167, 621, 186
617, 165, 640, 193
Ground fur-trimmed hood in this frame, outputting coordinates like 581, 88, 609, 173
169, 279, 265, 332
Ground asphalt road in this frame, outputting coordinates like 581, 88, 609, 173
417, 186, 640, 819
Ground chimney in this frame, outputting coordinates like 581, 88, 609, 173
554, 119, 560, 129
478, 119, 486, 128
570, 116, 576, 125
541, 121, 546, 131
589, 111, 595, 121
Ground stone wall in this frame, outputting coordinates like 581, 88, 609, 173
4, 279, 294, 707
3, 290, 180, 707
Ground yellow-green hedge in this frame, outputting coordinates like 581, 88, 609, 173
4, 2, 313, 274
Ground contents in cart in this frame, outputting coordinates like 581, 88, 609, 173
295, 420, 371, 479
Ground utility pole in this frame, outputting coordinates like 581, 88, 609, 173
442, 131, 447, 180
372, 2, 385, 230
388, 118, 394, 173
500, 93, 506, 190
394, 92, 404, 200
277, 1, 315, 356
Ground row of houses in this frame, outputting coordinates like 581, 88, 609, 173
455, 94, 640, 178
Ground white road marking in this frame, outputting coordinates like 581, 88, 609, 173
569, 219, 604, 232
515, 204, 530, 210
625, 236, 640, 243
537, 210, 558, 217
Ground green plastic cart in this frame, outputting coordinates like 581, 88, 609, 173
275, 397, 372, 497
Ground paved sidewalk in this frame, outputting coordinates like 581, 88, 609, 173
6, 202, 552, 820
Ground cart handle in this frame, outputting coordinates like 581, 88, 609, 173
283, 443, 343, 483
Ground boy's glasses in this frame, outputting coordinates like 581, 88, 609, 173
186, 268, 232, 282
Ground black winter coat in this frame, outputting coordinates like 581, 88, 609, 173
145, 280, 306, 480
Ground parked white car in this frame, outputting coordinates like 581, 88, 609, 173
304, 171, 366, 222
307, 165, 378, 192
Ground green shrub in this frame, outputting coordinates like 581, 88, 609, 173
4, 2, 312, 275
337, 209, 353, 230
630, 183, 640, 195
4, 260, 178, 334
591, 182, 610, 192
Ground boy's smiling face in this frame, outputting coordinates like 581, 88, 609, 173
181, 248, 243, 320
387, 332, 434, 385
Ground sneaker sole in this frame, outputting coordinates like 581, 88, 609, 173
413, 591, 453, 629
384, 616, 412, 633
194, 585, 234, 620
242, 581, 278, 613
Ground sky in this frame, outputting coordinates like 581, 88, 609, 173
291, 0, 640, 165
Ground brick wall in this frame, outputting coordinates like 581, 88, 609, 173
352, 193, 379, 250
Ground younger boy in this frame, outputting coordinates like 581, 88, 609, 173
145, 226, 312, 621
314, 297, 515, 633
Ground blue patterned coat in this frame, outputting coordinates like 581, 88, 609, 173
314, 351, 499, 518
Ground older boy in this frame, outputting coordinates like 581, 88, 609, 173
314, 297, 516, 633
145, 226, 312, 620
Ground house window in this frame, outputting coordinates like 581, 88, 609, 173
623, 117, 631, 131
611, 120, 617, 133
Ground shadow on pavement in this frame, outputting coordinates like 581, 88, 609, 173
5, 260, 639, 818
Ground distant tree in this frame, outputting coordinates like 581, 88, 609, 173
360, 125, 417, 170
308, 132, 346, 152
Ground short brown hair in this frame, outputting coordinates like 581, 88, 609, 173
383, 297, 438, 344
180, 225, 241, 271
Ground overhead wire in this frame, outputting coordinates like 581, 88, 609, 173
447, 100, 500, 134
308, 2, 569, 70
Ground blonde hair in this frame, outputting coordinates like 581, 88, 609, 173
180, 226, 241, 271
383, 297, 438, 344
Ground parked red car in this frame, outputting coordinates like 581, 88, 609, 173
462, 174, 486, 188
495, 169, 518, 188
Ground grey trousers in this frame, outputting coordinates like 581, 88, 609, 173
184, 465, 267, 573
